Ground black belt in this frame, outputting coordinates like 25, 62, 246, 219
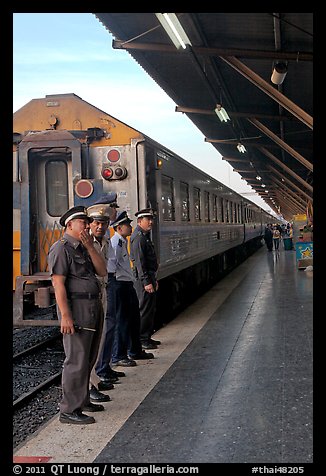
69, 292, 100, 300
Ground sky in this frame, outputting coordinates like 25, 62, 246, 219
13, 12, 276, 215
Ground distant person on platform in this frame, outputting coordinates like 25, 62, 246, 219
130, 208, 161, 350
272, 225, 281, 250
264, 223, 273, 252
48, 206, 107, 425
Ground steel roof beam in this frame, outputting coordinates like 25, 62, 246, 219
259, 146, 313, 194
274, 190, 305, 214
267, 164, 312, 202
176, 105, 296, 122
248, 118, 313, 172
220, 56, 313, 130
206, 138, 311, 154
271, 175, 308, 207
112, 40, 313, 61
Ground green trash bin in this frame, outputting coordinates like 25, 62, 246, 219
283, 237, 293, 250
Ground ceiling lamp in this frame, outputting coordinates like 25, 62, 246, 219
155, 13, 191, 49
214, 104, 230, 122
237, 143, 247, 153
271, 62, 288, 85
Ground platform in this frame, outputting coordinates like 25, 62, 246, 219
13, 246, 313, 464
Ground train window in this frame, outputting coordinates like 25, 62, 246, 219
161, 174, 175, 221
45, 160, 69, 216
230, 201, 233, 223
193, 187, 201, 221
225, 200, 230, 223
213, 194, 218, 222
220, 197, 224, 222
204, 191, 210, 222
180, 181, 190, 221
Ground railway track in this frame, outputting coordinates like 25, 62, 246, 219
13, 324, 65, 449
13, 331, 64, 409
13, 333, 62, 361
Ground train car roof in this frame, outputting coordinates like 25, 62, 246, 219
13, 93, 144, 146
94, 13, 313, 221
13, 92, 279, 218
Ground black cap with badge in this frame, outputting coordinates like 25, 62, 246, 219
59, 206, 91, 227
87, 192, 119, 222
110, 211, 133, 228
92, 192, 119, 208
135, 208, 156, 218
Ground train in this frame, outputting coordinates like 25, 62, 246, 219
13, 93, 279, 327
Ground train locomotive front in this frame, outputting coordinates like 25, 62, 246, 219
13, 93, 275, 327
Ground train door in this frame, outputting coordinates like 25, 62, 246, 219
28, 148, 73, 274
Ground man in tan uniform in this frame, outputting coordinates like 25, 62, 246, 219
48, 206, 107, 424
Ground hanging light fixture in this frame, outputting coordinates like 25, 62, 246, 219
237, 143, 246, 153
214, 104, 231, 122
271, 62, 288, 85
155, 13, 191, 49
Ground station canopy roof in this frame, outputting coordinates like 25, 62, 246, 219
95, 13, 313, 220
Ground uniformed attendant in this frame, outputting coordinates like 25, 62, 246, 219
130, 208, 161, 350
86, 194, 118, 402
87, 193, 119, 315
47, 205, 107, 425
109, 211, 154, 367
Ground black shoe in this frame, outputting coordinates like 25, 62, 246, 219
112, 358, 137, 367
98, 380, 115, 391
59, 411, 95, 425
129, 350, 154, 360
83, 402, 105, 412
90, 385, 111, 402
99, 374, 119, 383
150, 338, 161, 345
108, 369, 126, 378
141, 341, 157, 350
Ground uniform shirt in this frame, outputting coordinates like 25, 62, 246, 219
111, 232, 134, 282
91, 233, 110, 288
48, 233, 100, 295
106, 231, 118, 274
130, 225, 158, 286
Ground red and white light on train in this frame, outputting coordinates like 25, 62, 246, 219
102, 149, 127, 180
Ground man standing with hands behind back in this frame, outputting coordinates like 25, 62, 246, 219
48, 205, 107, 424
86, 193, 118, 402
130, 208, 161, 350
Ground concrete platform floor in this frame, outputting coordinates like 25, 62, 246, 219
13, 247, 313, 464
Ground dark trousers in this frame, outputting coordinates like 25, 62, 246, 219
95, 274, 117, 379
60, 300, 103, 413
265, 238, 273, 251
273, 238, 280, 250
133, 279, 157, 343
112, 280, 142, 362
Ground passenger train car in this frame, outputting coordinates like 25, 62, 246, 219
13, 93, 277, 326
